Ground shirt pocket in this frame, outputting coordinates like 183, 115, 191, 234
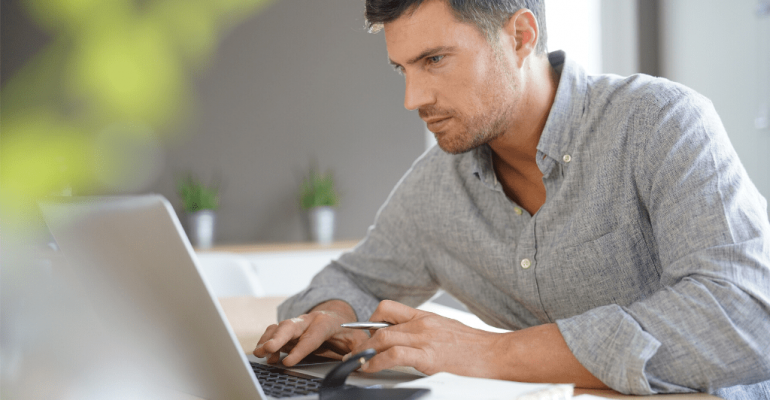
539, 223, 662, 320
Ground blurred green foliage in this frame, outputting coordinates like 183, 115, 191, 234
177, 174, 219, 212
0, 0, 275, 232
299, 167, 340, 210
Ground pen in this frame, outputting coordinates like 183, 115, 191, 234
340, 322, 394, 330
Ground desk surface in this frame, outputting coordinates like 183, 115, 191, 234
218, 296, 719, 399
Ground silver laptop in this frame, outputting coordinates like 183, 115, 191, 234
39, 195, 419, 399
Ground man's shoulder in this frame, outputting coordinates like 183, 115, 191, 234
588, 72, 710, 114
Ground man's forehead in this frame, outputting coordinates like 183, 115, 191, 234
383, 2, 483, 65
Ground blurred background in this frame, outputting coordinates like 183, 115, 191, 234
2, 0, 769, 246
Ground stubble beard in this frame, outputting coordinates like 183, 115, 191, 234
429, 53, 517, 155
436, 110, 510, 155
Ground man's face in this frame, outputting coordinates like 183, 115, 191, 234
384, 0, 519, 154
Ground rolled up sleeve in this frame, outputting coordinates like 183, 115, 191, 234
557, 305, 661, 394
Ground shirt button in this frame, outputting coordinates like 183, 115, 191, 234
520, 258, 531, 269
514, 207, 523, 215
563, 154, 572, 163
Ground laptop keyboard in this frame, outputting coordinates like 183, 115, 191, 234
249, 362, 324, 398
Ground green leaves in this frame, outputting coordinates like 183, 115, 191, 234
299, 168, 339, 210
177, 175, 219, 212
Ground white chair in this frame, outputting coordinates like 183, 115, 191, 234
195, 252, 266, 298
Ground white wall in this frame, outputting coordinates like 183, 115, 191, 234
546, 0, 604, 74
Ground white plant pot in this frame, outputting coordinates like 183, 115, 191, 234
188, 210, 216, 249
309, 206, 336, 244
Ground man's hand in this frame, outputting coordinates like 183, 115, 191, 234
344, 300, 503, 377
253, 300, 369, 366
345, 300, 609, 389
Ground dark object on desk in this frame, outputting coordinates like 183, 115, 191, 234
319, 349, 430, 400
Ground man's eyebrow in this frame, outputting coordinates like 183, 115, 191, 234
389, 46, 455, 69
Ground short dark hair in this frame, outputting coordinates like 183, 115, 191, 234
365, 0, 548, 55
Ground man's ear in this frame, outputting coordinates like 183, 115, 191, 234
501, 9, 538, 64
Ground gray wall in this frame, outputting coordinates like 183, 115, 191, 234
1, 0, 425, 245
601, 0, 639, 77
146, 0, 425, 244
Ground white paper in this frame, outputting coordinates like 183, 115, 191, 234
395, 372, 574, 400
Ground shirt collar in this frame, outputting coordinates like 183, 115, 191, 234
471, 51, 588, 187
471, 144, 497, 190
536, 51, 588, 172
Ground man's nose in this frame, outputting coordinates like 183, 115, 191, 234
403, 75, 435, 111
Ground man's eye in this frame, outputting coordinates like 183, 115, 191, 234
428, 55, 444, 64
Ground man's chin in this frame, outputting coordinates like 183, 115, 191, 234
435, 135, 479, 155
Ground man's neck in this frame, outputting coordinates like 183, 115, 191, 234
489, 54, 558, 170
488, 54, 559, 213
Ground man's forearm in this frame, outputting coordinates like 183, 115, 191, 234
345, 300, 609, 388
497, 323, 608, 389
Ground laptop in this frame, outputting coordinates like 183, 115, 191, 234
39, 195, 421, 399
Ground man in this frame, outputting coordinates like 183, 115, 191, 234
253, 0, 770, 398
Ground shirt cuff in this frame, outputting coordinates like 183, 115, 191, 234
556, 304, 661, 395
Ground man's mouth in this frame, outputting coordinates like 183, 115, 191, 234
424, 117, 451, 132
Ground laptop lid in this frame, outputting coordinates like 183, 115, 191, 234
40, 195, 267, 399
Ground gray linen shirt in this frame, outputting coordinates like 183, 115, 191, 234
278, 52, 770, 398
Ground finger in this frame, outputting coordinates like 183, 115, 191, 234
262, 316, 310, 354
270, 340, 301, 363
282, 321, 337, 366
360, 346, 431, 374
369, 300, 427, 325
253, 324, 279, 357
267, 351, 281, 364
278, 339, 299, 354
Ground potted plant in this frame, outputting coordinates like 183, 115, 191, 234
299, 167, 339, 244
177, 175, 219, 249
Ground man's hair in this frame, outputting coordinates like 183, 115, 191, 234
365, 0, 548, 55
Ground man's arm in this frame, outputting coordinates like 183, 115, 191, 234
346, 300, 609, 389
